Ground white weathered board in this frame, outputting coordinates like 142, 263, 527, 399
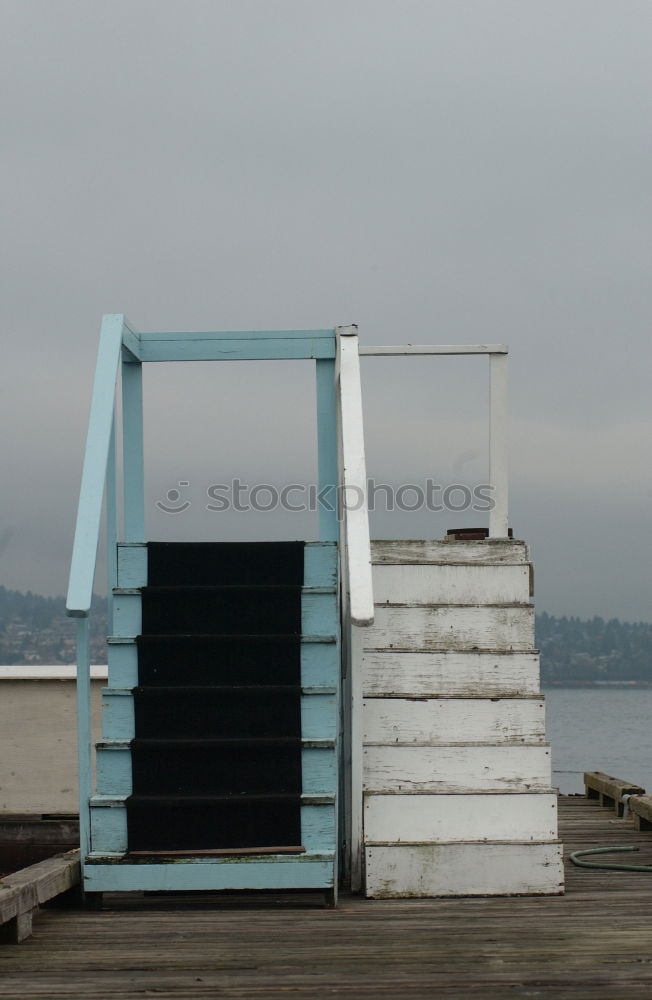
364, 842, 564, 897
365, 604, 535, 651
364, 792, 558, 843
372, 564, 530, 606
362, 650, 540, 697
371, 540, 529, 565
363, 697, 545, 745
363, 744, 552, 793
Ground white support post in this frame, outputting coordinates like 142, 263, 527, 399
489, 352, 509, 538
336, 325, 374, 893
349, 622, 365, 893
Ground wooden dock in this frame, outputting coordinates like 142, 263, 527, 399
3, 796, 652, 998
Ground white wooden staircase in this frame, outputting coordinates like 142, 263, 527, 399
360, 538, 563, 897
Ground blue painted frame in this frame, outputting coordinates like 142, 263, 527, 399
67, 317, 341, 896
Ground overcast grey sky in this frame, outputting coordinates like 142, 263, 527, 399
1, 0, 650, 620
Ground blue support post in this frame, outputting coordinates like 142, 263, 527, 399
122, 359, 145, 542
106, 417, 117, 632
75, 617, 92, 869
315, 358, 338, 542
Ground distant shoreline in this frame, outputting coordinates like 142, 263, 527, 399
543, 682, 652, 689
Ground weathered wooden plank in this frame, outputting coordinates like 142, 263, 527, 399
371, 539, 528, 564
302, 591, 339, 637
365, 842, 564, 897
363, 697, 545, 745
83, 857, 335, 892
138, 337, 336, 362
364, 604, 535, 651
107, 641, 138, 688
362, 650, 540, 696
0, 850, 79, 942
372, 564, 530, 606
9, 800, 652, 997
116, 543, 147, 588
111, 592, 141, 637
584, 771, 645, 816
363, 744, 552, 793
628, 795, 652, 831
363, 792, 558, 843
140, 328, 335, 342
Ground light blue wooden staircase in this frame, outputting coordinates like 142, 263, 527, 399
67, 319, 373, 906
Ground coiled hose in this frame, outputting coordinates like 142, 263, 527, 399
570, 845, 652, 872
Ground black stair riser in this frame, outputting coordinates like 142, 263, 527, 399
141, 587, 302, 635
136, 636, 300, 686
147, 541, 304, 587
133, 688, 301, 739
127, 798, 302, 851
131, 741, 302, 795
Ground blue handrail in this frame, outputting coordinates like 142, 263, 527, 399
66, 314, 128, 617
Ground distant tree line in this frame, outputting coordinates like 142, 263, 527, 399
0, 586, 107, 664
537, 612, 652, 685
1, 586, 651, 681
0, 587, 107, 630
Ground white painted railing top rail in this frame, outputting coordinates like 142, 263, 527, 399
336, 327, 374, 628
358, 343, 509, 539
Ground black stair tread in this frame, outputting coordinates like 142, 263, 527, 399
133, 681, 301, 738
131, 737, 301, 746
131, 742, 301, 795
135, 635, 301, 687
142, 584, 303, 592
127, 846, 306, 857
126, 794, 301, 851
133, 684, 301, 693
128, 793, 301, 804
137, 633, 302, 643
141, 587, 301, 635
147, 541, 305, 587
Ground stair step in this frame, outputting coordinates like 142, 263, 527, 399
365, 842, 564, 898
97, 737, 336, 750
82, 851, 337, 896
126, 793, 302, 852
133, 685, 301, 739
135, 634, 301, 686
147, 541, 305, 586
370, 540, 528, 565
141, 586, 302, 635
131, 737, 302, 795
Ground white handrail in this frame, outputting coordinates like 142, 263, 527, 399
66, 315, 126, 617
358, 343, 509, 539
336, 326, 374, 627
360, 344, 507, 355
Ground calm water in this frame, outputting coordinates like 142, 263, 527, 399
545, 688, 652, 795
